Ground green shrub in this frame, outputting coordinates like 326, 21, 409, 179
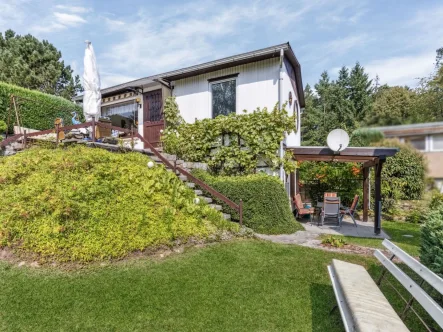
298, 161, 362, 206
420, 204, 443, 277
161, 97, 297, 175
0, 82, 82, 132
0, 146, 237, 262
191, 169, 302, 234
321, 235, 347, 248
373, 139, 427, 212
430, 191, 443, 209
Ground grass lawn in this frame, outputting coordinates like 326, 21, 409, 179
320, 221, 421, 256
0, 240, 434, 332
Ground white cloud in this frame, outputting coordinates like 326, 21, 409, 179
99, 0, 330, 86
0, 0, 29, 31
55, 5, 92, 14
33, 6, 90, 32
365, 52, 435, 87
53, 12, 87, 26
100, 72, 138, 89
326, 34, 370, 56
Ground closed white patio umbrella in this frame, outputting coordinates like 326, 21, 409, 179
82, 41, 101, 122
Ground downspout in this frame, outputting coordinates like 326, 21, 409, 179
278, 48, 285, 183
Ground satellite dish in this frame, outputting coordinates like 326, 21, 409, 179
327, 129, 349, 152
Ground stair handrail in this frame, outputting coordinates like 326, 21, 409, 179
133, 132, 243, 226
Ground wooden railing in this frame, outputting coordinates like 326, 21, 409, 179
1, 119, 243, 225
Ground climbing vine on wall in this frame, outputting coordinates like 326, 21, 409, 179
161, 97, 297, 175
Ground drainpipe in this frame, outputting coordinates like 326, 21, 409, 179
278, 48, 285, 183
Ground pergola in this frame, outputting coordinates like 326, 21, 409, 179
288, 146, 399, 234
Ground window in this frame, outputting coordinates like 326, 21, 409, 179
432, 134, 443, 151
405, 136, 426, 151
211, 79, 236, 118
103, 101, 138, 131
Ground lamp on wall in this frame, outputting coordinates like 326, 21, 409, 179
288, 91, 293, 106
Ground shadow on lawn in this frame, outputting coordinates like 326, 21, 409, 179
310, 283, 343, 332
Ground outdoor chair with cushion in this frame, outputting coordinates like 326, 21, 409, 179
320, 196, 340, 226
340, 195, 359, 227
324, 192, 337, 198
293, 194, 315, 223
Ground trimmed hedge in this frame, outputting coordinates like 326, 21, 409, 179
421, 204, 443, 276
0, 82, 82, 132
192, 170, 303, 234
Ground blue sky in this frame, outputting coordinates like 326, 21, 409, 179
1, 0, 442, 89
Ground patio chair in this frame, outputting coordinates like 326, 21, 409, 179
320, 196, 340, 226
293, 194, 315, 223
340, 195, 359, 227
324, 192, 337, 198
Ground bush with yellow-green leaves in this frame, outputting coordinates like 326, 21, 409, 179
0, 145, 238, 262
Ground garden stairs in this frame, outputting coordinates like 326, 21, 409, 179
86, 142, 233, 221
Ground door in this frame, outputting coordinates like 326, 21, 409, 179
143, 89, 164, 148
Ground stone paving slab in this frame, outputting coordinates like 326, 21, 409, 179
301, 218, 390, 239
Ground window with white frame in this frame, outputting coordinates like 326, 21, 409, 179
404, 136, 426, 151
432, 134, 443, 151
211, 78, 236, 118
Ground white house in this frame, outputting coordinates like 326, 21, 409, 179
74, 42, 305, 191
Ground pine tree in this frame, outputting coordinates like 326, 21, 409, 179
349, 62, 373, 122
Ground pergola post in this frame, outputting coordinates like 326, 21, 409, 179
374, 157, 385, 234
362, 167, 369, 222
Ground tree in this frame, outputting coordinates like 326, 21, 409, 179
365, 86, 416, 126
349, 62, 373, 122
0, 29, 82, 100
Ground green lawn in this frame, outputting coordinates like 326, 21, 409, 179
0, 240, 434, 331
320, 221, 421, 256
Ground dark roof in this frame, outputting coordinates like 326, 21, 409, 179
288, 146, 399, 167
73, 42, 305, 107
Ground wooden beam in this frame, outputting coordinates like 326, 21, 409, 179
294, 155, 375, 163
289, 146, 399, 158
362, 167, 369, 222
374, 157, 385, 234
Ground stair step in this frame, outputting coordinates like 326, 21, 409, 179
151, 156, 161, 162
209, 204, 222, 211
186, 182, 195, 188
179, 175, 188, 182
198, 196, 212, 204
194, 189, 203, 196
223, 213, 231, 220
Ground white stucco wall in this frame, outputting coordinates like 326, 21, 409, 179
172, 58, 281, 123
282, 60, 301, 148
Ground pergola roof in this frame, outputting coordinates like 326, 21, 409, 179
288, 146, 399, 235
288, 146, 399, 167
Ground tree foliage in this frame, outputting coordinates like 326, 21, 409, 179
373, 139, 427, 212
0, 29, 83, 100
420, 204, 443, 277
161, 97, 297, 175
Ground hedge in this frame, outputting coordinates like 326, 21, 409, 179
0, 82, 82, 132
420, 204, 443, 276
192, 170, 303, 234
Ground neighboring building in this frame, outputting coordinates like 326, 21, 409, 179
73, 42, 304, 192
373, 122, 443, 192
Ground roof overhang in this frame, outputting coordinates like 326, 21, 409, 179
73, 42, 305, 107
288, 146, 399, 168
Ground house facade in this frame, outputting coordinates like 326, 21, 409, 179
373, 122, 443, 192
74, 42, 304, 192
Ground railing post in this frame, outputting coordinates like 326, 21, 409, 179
239, 199, 243, 226
131, 124, 134, 149
23, 130, 27, 149
55, 123, 59, 147
91, 117, 96, 142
